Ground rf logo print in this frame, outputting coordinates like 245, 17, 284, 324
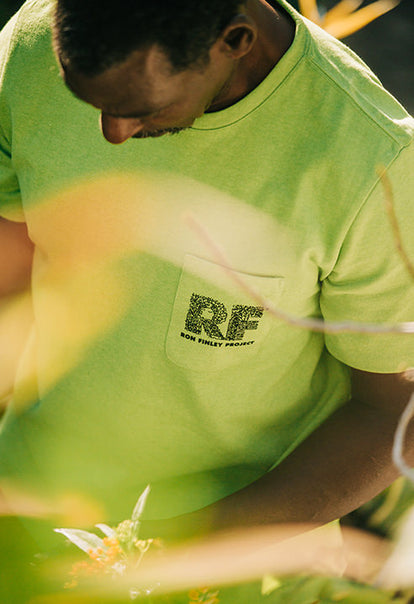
181, 293, 264, 348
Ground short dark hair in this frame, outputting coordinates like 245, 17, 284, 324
53, 0, 245, 75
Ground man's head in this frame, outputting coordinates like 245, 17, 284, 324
53, 0, 261, 143
54, 0, 247, 76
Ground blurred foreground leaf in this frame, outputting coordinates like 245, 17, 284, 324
298, 0, 400, 38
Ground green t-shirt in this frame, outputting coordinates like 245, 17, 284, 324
0, 0, 413, 522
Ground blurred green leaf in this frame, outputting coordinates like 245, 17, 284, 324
132, 485, 151, 525
131, 485, 151, 542
54, 527, 105, 553
96, 523, 117, 538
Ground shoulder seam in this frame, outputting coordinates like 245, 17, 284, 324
308, 56, 412, 147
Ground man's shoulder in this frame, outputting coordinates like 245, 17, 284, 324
8, 0, 53, 31
274, 1, 413, 148
302, 17, 414, 145
0, 0, 55, 90
0, 0, 53, 59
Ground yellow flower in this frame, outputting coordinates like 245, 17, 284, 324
298, 0, 400, 38
188, 586, 220, 604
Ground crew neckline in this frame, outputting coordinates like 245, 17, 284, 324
191, 0, 309, 131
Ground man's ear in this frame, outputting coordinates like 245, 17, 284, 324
220, 15, 257, 59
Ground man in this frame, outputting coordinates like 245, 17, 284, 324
0, 0, 413, 563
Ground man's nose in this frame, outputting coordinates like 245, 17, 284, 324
100, 113, 144, 144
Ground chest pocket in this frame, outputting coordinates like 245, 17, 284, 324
166, 254, 284, 371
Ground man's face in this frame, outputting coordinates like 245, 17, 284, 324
61, 42, 236, 144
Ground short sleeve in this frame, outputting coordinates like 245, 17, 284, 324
0, 11, 24, 222
321, 142, 414, 373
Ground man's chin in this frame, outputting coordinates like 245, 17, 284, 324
132, 127, 186, 139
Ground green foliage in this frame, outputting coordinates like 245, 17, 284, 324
344, 477, 414, 537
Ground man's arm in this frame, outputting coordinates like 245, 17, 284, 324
0, 217, 33, 406
145, 369, 414, 540
0, 217, 33, 297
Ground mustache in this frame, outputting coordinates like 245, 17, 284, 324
132, 126, 186, 139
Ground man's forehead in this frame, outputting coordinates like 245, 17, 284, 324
60, 45, 176, 85
60, 47, 185, 115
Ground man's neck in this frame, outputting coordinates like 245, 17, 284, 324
208, 0, 295, 112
